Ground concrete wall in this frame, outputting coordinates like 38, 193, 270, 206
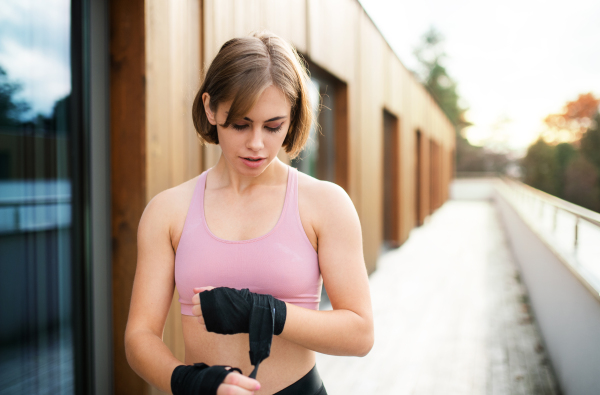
494, 188, 600, 395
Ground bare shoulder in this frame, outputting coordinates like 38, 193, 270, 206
138, 175, 201, 250
296, 171, 359, 235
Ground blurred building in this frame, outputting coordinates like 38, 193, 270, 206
0, 0, 454, 393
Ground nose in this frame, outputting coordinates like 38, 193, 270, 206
246, 125, 264, 151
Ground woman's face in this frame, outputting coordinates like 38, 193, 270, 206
205, 85, 291, 176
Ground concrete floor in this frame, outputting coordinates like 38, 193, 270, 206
316, 200, 561, 395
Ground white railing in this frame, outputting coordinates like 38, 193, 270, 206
0, 180, 71, 234
496, 178, 600, 297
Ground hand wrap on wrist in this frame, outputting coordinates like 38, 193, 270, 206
199, 287, 286, 335
171, 363, 242, 395
199, 287, 287, 378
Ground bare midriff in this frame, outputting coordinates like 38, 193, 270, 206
181, 315, 315, 394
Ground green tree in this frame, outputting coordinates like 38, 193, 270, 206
413, 27, 468, 130
563, 154, 600, 212
413, 27, 508, 174
580, 112, 600, 173
0, 66, 29, 127
521, 138, 559, 195
554, 142, 577, 198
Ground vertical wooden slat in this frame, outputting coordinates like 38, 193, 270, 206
416, 130, 422, 226
391, 115, 400, 244
421, 133, 431, 221
145, 5, 203, 394
335, 82, 349, 193
110, 0, 147, 392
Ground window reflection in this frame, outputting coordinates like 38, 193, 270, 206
291, 76, 337, 183
0, 0, 74, 393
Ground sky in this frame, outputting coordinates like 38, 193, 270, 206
359, 0, 600, 156
1, 0, 599, 157
0, 0, 71, 118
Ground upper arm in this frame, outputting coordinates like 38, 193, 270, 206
313, 182, 373, 320
126, 191, 178, 339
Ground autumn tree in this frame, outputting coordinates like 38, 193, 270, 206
542, 93, 600, 144
580, 111, 600, 173
522, 94, 600, 212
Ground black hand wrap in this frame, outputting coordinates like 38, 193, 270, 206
171, 363, 242, 395
199, 287, 287, 378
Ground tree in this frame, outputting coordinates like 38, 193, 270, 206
521, 138, 559, 195
554, 142, 577, 198
542, 93, 600, 144
413, 27, 469, 131
0, 66, 30, 128
580, 111, 600, 173
413, 26, 509, 174
563, 154, 600, 212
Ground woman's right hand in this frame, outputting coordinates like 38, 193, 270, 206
218, 371, 261, 394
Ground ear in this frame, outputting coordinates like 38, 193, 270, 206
202, 92, 217, 126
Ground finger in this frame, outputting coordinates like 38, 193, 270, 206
223, 372, 261, 391
191, 304, 202, 317
197, 315, 205, 326
216, 383, 255, 395
194, 286, 215, 293
192, 293, 199, 304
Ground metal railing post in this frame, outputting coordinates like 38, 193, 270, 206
574, 216, 579, 250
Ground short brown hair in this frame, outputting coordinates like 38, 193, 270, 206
192, 31, 314, 159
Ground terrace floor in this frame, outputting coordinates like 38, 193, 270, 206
316, 200, 562, 395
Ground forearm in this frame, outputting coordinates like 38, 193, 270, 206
125, 329, 182, 394
280, 303, 374, 357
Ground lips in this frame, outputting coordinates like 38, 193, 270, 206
240, 156, 266, 168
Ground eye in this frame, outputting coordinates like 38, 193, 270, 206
232, 123, 249, 131
265, 123, 284, 133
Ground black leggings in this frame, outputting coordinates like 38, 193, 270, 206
274, 365, 327, 395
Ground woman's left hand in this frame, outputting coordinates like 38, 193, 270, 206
191, 286, 214, 327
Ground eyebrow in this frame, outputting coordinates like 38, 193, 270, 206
225, 112, 287, 123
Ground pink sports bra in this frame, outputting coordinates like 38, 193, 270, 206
175, 165, 322, 315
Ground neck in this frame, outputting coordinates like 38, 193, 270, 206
210, 154, 286, 195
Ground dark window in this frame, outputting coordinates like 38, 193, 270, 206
291, 62, 348, 190
383, 110, 400, 246
292, 76, 337, 182
0, 0, 94, 392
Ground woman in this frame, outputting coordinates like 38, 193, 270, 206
125, 31, 374, 395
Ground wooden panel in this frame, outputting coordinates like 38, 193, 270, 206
383, 110, 400, 246
307, 0, 360, 83
358, 16, 386, 273
421, 133, 430, 222
259, 0, 307, 53
110, 0, 148, 393
145, 3, 202, 394
146, 0, 203, 200
334, 82, 350, 192
415, 130, 422, 226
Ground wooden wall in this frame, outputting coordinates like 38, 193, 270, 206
110, 0, 202, 393
145, 1, 203, 394
112, 0, 455, 392
110, 0, 148, 392
200, 0, 455, 272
